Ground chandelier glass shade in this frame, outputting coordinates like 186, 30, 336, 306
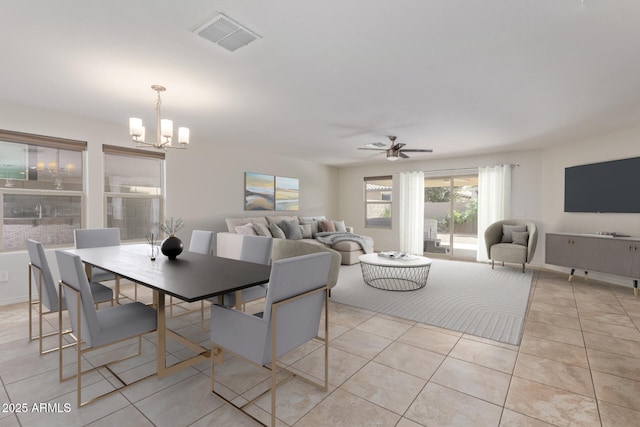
129, 85, 189, 150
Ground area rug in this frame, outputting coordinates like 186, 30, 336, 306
331, 259, 534, 345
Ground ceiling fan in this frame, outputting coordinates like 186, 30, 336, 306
358, 136, 433, 161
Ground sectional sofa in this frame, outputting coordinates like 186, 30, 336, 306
218, 215, 369, 265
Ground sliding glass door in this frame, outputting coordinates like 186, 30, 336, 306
424, 175, 478, 259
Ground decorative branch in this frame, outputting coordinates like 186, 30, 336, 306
145, 232, 158, 247
159, 217, 185, 236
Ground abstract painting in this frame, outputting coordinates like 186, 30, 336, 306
244, 172, 275, 210
275, 176, 299, 211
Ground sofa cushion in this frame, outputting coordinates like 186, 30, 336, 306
268, 223, 286, 239
280, 219, 303, 240
235, 223, 257, 235
266, 215, 299, 226
501, 224, 527, 243
331, 240, 362, 251
225, 217, 268, 233
299, 215, 326, 222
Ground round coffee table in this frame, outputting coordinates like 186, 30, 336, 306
359, 253, 432, 291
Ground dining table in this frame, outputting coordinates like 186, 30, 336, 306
65, 243, 271, 378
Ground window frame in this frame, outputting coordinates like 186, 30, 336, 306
364, 175, 393, 229
0, 129, 86, 252
103, 144, 165, 242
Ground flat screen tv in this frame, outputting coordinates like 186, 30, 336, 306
564, 156, 640, 213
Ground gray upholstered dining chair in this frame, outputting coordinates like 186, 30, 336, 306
55, 250, 157, 407
271, 238, 341, 296
74, 228, 124, 301
210, 252, 332, 427
170, 229, 216, 318
200, 234, 273, 328
189, 229, 214, 255
26, 239, 113, 354
219, 234, 272, 306
484, 219, 538, 273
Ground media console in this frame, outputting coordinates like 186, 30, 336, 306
545, 232, 639, 296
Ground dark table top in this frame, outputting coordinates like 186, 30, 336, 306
65, 244, 271, 302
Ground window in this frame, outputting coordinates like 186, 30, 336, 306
364, 176, 392, 228
103, 145, 164, 241
0, 130, 86, 251
424, 174, 478, 257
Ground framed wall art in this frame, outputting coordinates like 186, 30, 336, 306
244, 172, 275, 211
275, 176, 299, 211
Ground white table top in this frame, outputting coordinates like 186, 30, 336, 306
359, 252, 432, 267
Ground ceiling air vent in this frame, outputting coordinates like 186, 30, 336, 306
195, 13, 261, 52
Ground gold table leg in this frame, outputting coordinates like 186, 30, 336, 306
156, 290, 167, 378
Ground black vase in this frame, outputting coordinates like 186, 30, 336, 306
161, 235, 184, 259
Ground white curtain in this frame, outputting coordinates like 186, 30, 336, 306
476, 164, 511, 262
398, 170, 425, 255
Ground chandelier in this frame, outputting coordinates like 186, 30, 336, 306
129, 85, 189, 150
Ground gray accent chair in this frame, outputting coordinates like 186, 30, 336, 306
210, 252, 331, 427
26, 239, 113, 354
55, 250, 157, 407
74, 228, 123, 301
484, 219, 538, 273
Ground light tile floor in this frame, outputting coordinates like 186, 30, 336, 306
1, 267, 640, 426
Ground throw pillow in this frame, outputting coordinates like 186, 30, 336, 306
319, 219, 336, 232
501, 224, 527, 243
280, 219, 303, 240
268, 223, 286, 239
300, 220, 319, 236
235, 223, 257, 235
252, 223, 272, 237
512, 231, 529, 246
333, 220, 347, 233
299, 215, 326, 222
300, 223, 313, 239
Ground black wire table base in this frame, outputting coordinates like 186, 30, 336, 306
360, 262, 431, 291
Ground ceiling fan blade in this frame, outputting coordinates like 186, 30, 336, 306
399, 152, 410, 159
369, 151, 386, 158
365, 142, 387, 148
358, 147, 386, 151
400, 149, 433, 153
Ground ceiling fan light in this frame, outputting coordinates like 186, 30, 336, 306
386, 151, 399, 161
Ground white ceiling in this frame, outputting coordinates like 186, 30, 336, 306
2, 1, 640, 166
